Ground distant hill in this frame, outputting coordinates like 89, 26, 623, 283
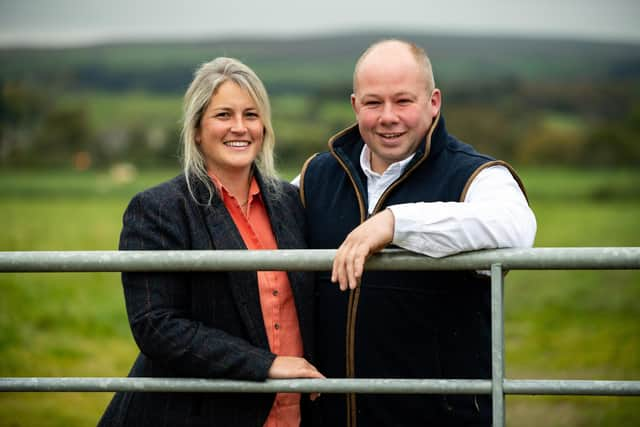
1, 31, 639, 95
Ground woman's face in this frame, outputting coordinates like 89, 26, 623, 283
197, 80, 264, 176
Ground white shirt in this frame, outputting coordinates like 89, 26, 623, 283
359, 145, 536, 258
359, 145, 417, 215
292, 146, 537, 258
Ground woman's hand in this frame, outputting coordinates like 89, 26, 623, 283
267, 356, 325, 379
268, 356, 325, 401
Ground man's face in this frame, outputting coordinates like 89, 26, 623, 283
351, 46, 440, 174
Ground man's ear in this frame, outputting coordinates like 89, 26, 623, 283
429, 89, 442, 116
350, 93, 358, 114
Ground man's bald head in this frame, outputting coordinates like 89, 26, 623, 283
353, 39, 436, 95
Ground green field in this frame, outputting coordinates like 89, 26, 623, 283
1, 168, 639, 426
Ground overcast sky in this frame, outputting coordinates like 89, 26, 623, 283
1, 0, 639, 47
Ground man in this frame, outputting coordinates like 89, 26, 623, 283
298, 39, 536, 426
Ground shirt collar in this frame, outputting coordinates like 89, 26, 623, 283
208, 172, 261, 203
359, 144, 416, 179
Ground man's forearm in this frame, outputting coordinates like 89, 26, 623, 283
388, 165, 536, 257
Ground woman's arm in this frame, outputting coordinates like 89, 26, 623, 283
120, 189, 276, 380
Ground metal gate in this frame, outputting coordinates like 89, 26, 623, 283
1, 247, 639, 427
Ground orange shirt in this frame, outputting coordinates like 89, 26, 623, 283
210, 173, 304, 427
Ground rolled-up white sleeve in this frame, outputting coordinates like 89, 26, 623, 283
388, 165, 536, 258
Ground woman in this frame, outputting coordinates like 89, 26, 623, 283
98, 57, 323, 427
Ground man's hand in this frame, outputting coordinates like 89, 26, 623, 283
331, 209, 395, 291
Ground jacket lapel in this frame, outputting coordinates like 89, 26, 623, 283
197, 180, 270, 351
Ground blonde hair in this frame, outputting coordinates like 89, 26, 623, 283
353, 39, 436, 94
181, 57, 278, 203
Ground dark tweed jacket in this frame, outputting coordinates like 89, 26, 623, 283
98, 172, 315, 427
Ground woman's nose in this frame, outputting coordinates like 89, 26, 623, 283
230, 116, 247, 133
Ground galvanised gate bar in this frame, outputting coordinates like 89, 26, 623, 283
1, 247, 640, 427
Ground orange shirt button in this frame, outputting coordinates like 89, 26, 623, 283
274, 323, 280, 330
273, 289, 279, 296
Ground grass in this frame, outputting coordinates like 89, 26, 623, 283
0, 168, 178, 425
520, 166, 640, 202
59, 91, 183, 131
504, 170, 640, 426
0, 167, 639, 426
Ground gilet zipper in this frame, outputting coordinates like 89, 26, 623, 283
329, 114, 438, 427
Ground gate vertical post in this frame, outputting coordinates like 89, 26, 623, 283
491, 263, 505, 427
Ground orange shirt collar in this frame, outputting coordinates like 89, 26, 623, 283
208, 172, 261, 203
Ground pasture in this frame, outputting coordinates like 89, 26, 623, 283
0, 167, 639, 426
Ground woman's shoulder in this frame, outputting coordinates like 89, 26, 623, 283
269, 179, 301, 204
277, 179, 299, 197
140, 174, 187, 196
258, 177, 302, 213
127, 174, 191, 210
120, 174, 201, 250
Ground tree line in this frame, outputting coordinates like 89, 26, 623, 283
1, 34, 639, 170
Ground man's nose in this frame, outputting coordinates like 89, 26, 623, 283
379, 103, 398, 124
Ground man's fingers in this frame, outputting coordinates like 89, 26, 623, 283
331, 245, 346, 284
331, 254, 339, 283
345, 249, 356, 290
332, 209, 396, 290
332, 254, 345, 290
344, 244, 368, 290
331, 239, 370, 291
351, 253, 366, 289
332, 244, 350, 291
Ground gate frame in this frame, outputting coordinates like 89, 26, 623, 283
1, 247, 640, 427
